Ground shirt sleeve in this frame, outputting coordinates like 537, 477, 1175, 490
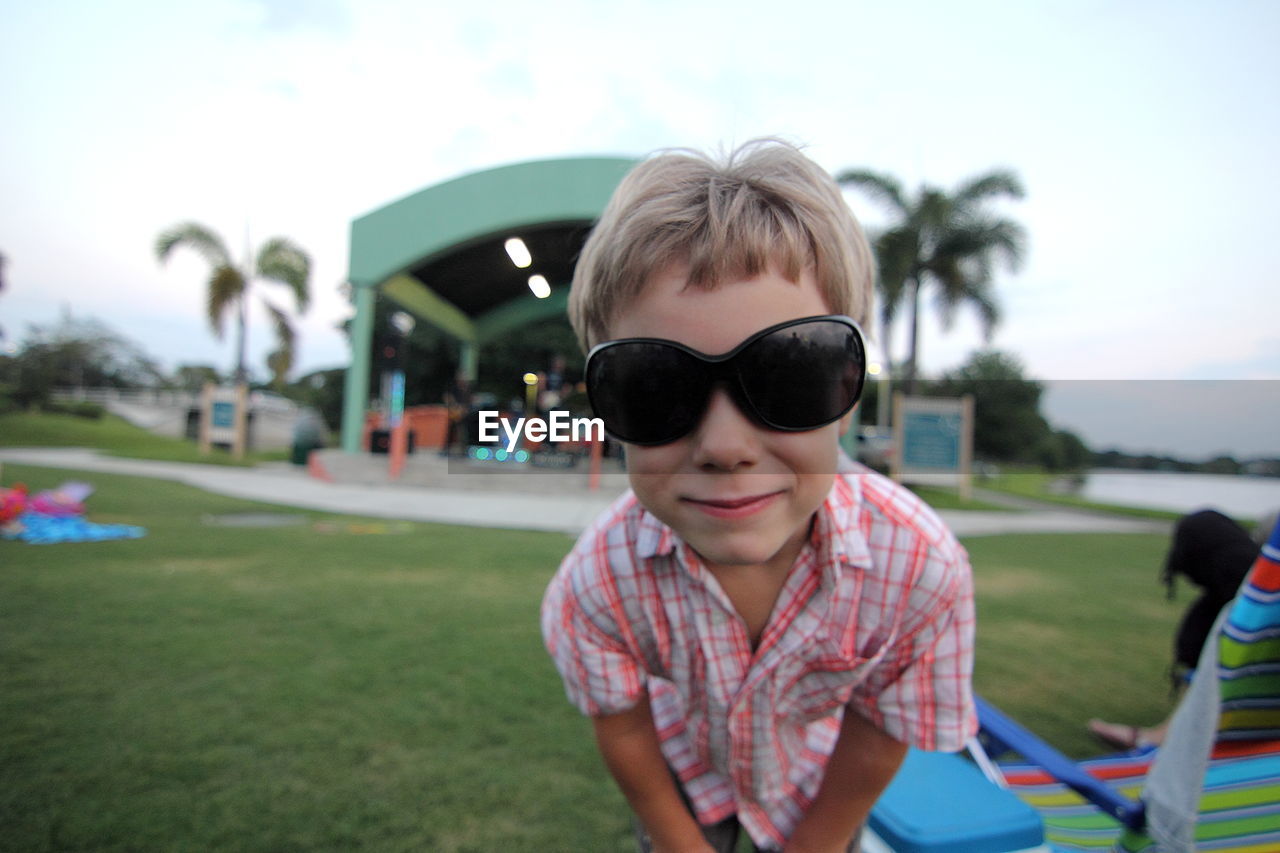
541, 545, 647, 717
850, 537, 977, 752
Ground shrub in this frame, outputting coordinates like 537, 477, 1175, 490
0, 383, 20, 415
41, 400, 106, 419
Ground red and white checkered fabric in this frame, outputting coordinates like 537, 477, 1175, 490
541, 460, 976, 848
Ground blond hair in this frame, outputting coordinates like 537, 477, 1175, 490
569, 138, 874, 351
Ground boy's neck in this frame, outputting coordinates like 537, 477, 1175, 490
699, 515, 815, 650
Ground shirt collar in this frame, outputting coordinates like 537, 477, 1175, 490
818, 465, 876, 575
636, 501, 676, 559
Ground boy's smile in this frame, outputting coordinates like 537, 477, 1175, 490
611, 262, 846, 578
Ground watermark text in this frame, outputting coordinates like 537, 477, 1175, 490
476, 410, 604, 452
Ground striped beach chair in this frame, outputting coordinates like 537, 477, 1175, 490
977, 517, 1280, 852
996, 740, 1280, 851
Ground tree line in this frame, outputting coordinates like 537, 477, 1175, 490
856, 349, 1090, 471
1093, 450, 1280, 478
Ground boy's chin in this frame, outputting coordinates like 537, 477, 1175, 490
684, 529, 804, 573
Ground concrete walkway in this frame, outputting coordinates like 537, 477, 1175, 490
0, 447, 1170, 538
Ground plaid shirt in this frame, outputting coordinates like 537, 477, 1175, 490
541, 461, 976, 848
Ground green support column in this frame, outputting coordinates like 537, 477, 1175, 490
340, 284, 376, 452
459, 341, 477, 381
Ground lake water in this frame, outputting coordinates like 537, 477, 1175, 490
1077, 468, 1280, 519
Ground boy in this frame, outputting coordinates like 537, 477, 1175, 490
541, 140, 975, 853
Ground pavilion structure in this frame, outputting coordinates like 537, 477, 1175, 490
340, 156, 636, 452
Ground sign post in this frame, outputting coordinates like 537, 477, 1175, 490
891, 393, 974, 499
200, 382, 248, 460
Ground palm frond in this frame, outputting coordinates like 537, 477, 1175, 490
873, 227, 918, 328
877, 281, 905, 339
929, 261, 1000, 337
206, 266, 245, 339
913, 188, 953, 240
937, 218, 1027, 274
979, 219, 1028, 273
954, 170, 1025, 206
926, 257, 965, 330
156, 222, 232, 267
836, 168, 909, 215
972, 290, 1000, 340
953, 275, 1001, 340
263, 300, 296, 379
256, 238, 311, 313
265, 349, 291, 391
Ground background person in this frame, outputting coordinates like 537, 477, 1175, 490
1088, 507, 1278, 749
441, 371, 472, 456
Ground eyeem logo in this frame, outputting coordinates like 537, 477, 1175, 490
476, 410, 604, 452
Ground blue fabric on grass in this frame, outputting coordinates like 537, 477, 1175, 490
3, 512, 146, 544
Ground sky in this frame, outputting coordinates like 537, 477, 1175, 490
2, 0, 1278, 457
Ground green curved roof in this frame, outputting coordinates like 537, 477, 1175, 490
348, 156, 637, 289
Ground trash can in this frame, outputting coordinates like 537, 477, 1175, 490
291, 412, 326, 465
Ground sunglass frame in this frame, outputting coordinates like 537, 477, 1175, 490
584, 314, 867, 446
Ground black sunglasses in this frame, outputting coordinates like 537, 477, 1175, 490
585, 315, 866, 446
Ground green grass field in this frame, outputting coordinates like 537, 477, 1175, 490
0, 411, 287, 466
905, 484, 1014, 512
0, 462, 1183, 851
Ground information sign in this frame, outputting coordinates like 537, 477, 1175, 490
902, 410, 963, 469
211, 401, 235, 429
200, 383, 248, 459
892, 394, 974, 498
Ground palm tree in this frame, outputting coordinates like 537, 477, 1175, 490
837, 168, 1026, 393
155, 223, 311, 388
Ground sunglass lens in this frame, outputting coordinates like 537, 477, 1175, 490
588, 343, 708, 445
736, 320, 863, 430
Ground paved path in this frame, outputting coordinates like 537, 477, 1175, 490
0, 447, 1170, 538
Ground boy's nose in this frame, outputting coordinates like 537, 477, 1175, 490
688, 386, 762, 471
